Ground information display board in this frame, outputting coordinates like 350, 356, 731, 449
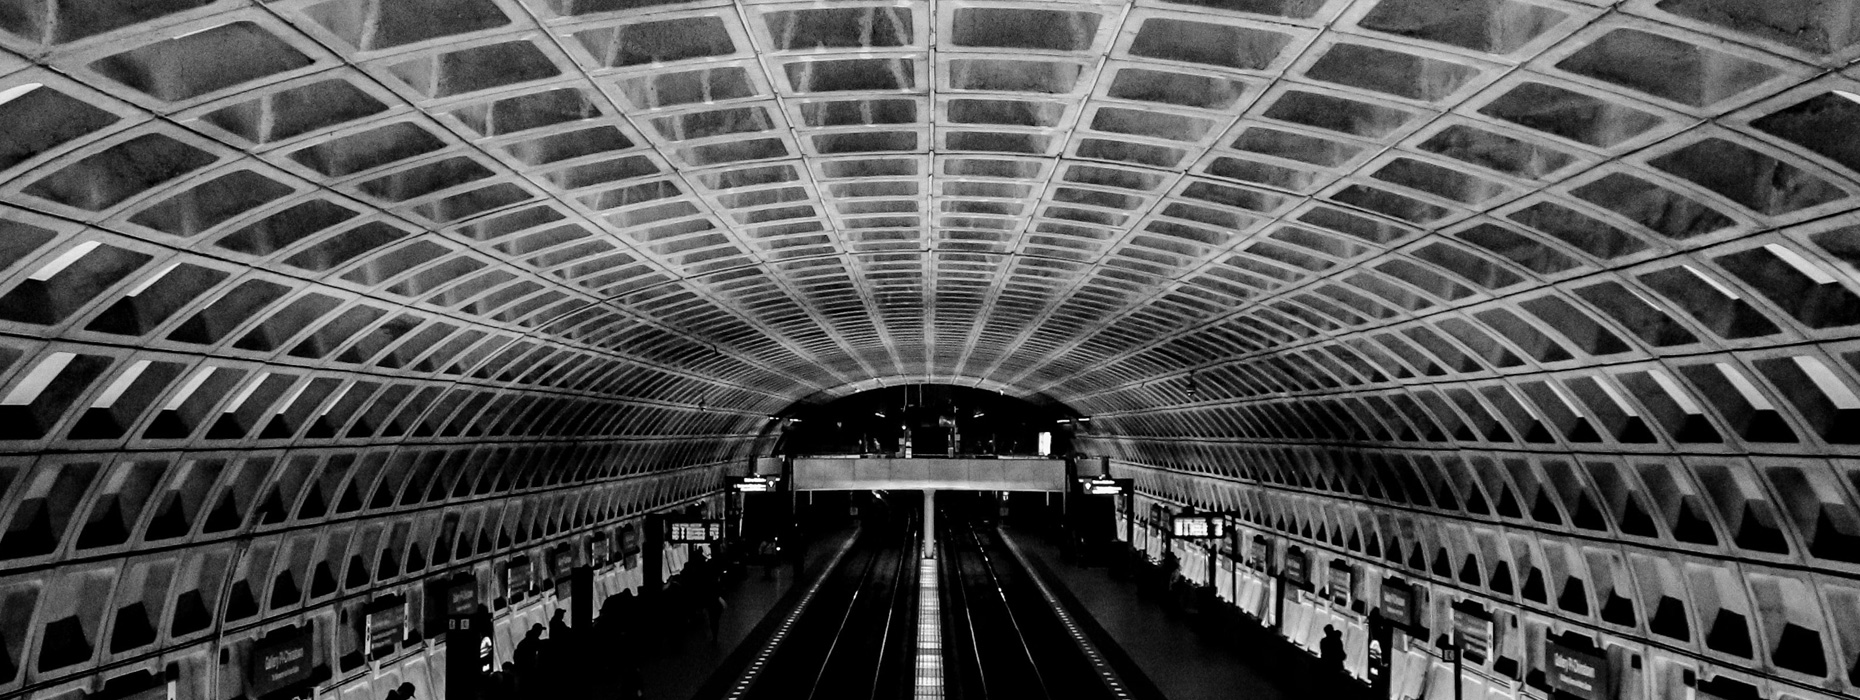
249, 626, 314, 697
668, 519, 724, 543
1546, 639, 1608, 700
730, 475, 781, 492
1326, 560, 1354, 607
1247, 535, 1272, 571
1171, 513, 1224, 538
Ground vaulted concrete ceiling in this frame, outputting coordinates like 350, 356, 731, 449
1, 0, 1857, 424
4, 0, 1860, 696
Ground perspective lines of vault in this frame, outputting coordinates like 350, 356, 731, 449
3, 0, 1860, 697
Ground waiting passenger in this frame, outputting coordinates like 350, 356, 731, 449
515, 623, 546, 675
1320, 625, 1346, 674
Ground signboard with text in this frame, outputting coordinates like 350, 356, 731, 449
1379, 578, 1416, 629
1083, 477, 1132, 496
1248, 535, 1271, 571
668, 519, 724, 543
446, 579, 478, 618
1171, 513, 1224, 539
249, 627, 314, 697
1546, 640, 1608, 700
730, 475, 781, 492
551, 544, 576, 582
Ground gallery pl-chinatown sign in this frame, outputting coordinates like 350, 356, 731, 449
1546, 639, 1608, 700
249, 626, 314, 697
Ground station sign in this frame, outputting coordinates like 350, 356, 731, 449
1379, 578, 1416, 629
730, 475, 781, 492
249, 626, 314, 697
668, 519, 724, 543
1171, 513, 1224, 539
1082, 477, 1132, 496
1452, 602, 1494, 664
1546, 639, 1608, 700
446, 579, 478, 619
1326, 560, 1354, 608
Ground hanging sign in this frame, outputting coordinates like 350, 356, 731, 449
1248, 535, 1272, 571
730, 475, 781, 492
1545, 639, 1608, 700
1083, 477, 1132, 496
249, 627, 314, 697
1326, 560, 1354, 607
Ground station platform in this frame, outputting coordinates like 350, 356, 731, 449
593, 528, 857, 700
1003, 528, 1316, 700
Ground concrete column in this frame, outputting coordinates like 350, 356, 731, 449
922, 489, 936, 559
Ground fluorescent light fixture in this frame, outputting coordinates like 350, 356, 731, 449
29, 241, 101, 281
0, 83, 42, 107
1833, 90, 1860, 105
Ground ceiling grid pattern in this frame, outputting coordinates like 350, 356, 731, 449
0, 0, 1859, 697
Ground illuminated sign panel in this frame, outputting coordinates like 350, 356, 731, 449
1171, 514, 1224, 538
668, 519, 724, 543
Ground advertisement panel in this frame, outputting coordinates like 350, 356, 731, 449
1282, 546, 1310, 588
506, 556, 532, 602
1248, 535, 1271, 571
249, 627, 314, 697
1546, 640, 1608, 700
1452, 603, 1494, 664
621, 524, 641, 568
365, 597, 405, 659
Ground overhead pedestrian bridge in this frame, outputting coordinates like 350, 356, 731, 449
785, 457, 1070, 492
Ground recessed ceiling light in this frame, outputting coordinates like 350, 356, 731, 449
0, 83, 43, 107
